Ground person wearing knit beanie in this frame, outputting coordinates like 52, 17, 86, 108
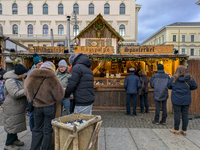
69, 53, 80, 65
14, 63, 28, 75
33, 53, 43, 68
40, 61, 55, 72
57, 59, 70, 116
157, 64, 164, 70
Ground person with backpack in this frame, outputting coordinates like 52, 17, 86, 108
150, 64, 170, 125
24, 61, 64, 150
124, 67, 141, 116
56, 59, 71, 116
168, 65, 197, 135
3, 64, 28, 150
138, 71, 150, 113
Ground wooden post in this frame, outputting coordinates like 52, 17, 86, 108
87, 121, 103, 150
73, 132, 79, 150
62, 134, 75, 150
54, 127, 60, 150
167, 90, 173, 113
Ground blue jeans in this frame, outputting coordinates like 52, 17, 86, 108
154, 100, 167, 122
140, 93, 149, 113
29, 111, 34, 131
173, 104, 189, 131
126, 94, 137, 115
61, 99, 70, 116
30, 104, 56, 150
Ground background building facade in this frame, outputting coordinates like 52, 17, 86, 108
0, 0, 141, 47
141, 22, 200, 58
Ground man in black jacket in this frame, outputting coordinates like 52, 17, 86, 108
65, 53, 95, 115
150, 64, 170, 125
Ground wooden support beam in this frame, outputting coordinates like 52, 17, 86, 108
87, 121, 103, 150
62, 134, 75, 150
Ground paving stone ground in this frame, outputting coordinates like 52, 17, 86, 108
1, 107, 200, 150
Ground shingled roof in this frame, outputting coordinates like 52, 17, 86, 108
74, 14, 124, 41
168, 22, 200, 26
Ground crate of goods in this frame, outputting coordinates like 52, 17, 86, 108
51, 113, 102, 150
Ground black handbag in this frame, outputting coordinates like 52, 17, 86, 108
26, 77, 46, 113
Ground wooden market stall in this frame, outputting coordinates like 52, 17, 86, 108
72, 14, 189, 112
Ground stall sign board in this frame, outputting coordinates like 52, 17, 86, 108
74, 46, 114, 54
120, 45, 173, 54
30, 47, 67, 53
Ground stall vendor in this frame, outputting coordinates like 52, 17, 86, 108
100, 68, 106, 77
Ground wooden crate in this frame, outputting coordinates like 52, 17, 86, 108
51, 113, 102, 150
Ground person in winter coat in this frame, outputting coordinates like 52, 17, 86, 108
27, 53, 43, 132
65, 53, 95, 115
0, 64, 6, 80
139, 71, 150, 113
56, 59, 71, 116
3, 64, 28, 150
24, 61, 64, 150
150, 64, 170, 125
124, 67, 141, 116
168, 65, 197, 135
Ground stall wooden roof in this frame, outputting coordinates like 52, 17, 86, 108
0, 52, 189, 59
74, 14, 124, 41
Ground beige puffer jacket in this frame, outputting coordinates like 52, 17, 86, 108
3, 70, 26, 134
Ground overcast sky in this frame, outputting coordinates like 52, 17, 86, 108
137, 0, 200, 43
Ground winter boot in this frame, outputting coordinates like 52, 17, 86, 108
180, 130, 187, 136
170, 129, 179, 135
13, 140, 24, 146
4, 145, 19, 150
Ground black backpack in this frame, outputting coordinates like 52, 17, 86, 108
138, 77, 145, 95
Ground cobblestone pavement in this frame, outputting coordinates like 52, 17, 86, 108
1, 107, 200, 130
92, 110, 200, 130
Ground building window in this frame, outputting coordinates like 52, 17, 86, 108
119, 24, 125, 36
43, 44, 49, 47
89, 3, 94, 15
73, 25, 79, 36
58, 25, 64, 35
191, 35, 195, 42
43, 3, 48, 14
12, 24, 18, 34
173, 35, 176, 42
159, 37, 161, 44
43, 24, 48, 37
120, 3, 125, 14
0, 24, 2, 33
162, 36, 164, 43
58, 3, 63, 14
104, 3, 110, 15
28, 44, 33, 47
12, 3, 18, 14
0, 3, 2, 15
181, 35, 185, 42
190, 49, 194, 56
181, 48, 185, 54
73, 3, 79, 15
27, 3, 33, 14
28, 24, 33, 37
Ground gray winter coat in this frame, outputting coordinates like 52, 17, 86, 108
56, 71, 70, 88
150, 70, 170, 101
3, 70, 26, 134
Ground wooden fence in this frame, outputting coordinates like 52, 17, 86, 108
188, 59, 200, 115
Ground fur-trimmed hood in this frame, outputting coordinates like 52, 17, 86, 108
24, 68, 64, 107
28, 68, 56, 78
